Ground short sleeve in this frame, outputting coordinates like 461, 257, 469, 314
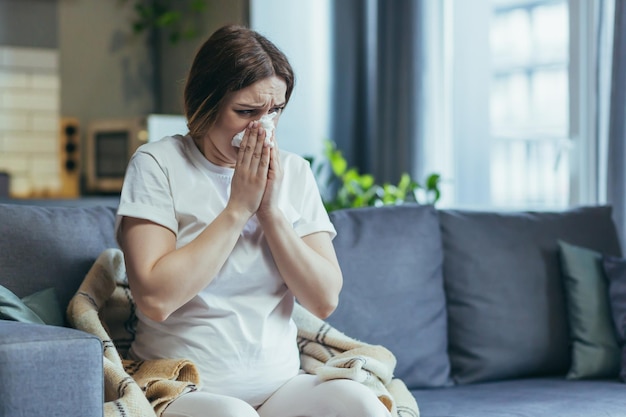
115, 151, 178, 245
291, 158, 336, 239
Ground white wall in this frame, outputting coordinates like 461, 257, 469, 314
250, 0, 332, 160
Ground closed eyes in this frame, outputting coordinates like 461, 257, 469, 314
235, 106, 285, 117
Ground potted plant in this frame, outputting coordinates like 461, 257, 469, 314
307, 141, 442, 212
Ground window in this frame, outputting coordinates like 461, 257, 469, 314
490, 0, 570, 208
423, 0, 599, 210
249, 0, 607, 211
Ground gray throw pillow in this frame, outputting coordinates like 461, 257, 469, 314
440, 206, 622, 384
327, 204, 452, 389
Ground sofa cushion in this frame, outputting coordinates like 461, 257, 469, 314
0, 203, 118, 312
327, 204, 452, 388
558, 241, 620, 379
603, 254, 626, 381
412, 377, 626, 417
440, 206, 622, 384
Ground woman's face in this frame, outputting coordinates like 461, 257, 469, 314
203, 75, 287, 166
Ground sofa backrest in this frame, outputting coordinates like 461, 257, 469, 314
327, 204, 453, 389
439, 205, 623, 384
326, 204, 623, 387
3, 201, 622, 389
0, 203, 118, 312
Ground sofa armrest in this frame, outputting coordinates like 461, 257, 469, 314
0, 321, 103, 417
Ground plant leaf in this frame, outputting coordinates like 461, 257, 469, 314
191, 0, 207, 12
329, 151, 347, 177
426, 173, 441, 190
157, 10, 181, 27
358, 174, 375, 189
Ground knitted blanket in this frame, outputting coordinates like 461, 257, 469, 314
67, 248, 420, 417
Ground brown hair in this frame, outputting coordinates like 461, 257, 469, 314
183, 25, 295, 140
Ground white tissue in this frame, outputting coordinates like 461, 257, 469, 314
231, 112, 277, 148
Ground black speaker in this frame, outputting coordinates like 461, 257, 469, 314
58, 117, 81, 197
0, 171, 9, 198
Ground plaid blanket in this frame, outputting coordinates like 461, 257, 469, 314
67, 248, 419, 417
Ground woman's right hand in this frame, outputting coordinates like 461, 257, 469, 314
227, 121, 272, 218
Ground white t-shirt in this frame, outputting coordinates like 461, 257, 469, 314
115, 135, 336, 407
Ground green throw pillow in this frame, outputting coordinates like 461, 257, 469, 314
558, 240, 621, 379
21, 287, 64, 326
0, 285, 63, 326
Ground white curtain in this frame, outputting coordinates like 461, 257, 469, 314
606, 0, 626, 247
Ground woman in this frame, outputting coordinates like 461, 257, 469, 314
116, 24, 391, 417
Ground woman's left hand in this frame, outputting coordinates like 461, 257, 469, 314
257, 141, 284, 219
254, 140, 342, 319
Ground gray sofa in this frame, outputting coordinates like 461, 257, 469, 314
1, 201, 626, 416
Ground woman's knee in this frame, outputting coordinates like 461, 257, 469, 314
257, 374, 391, 417
318, 379, 392, 417
162, 391, 259, 417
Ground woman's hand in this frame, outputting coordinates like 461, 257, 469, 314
227, 121, 271, 218
257, 140, 284, 220
255, 145, 342, 319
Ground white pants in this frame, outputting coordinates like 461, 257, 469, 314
162, 374, 392, 417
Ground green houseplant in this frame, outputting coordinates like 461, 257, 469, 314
307, 141, 442, 212
124, 0, 208, 44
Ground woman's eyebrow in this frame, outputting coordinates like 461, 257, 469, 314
234, 102, 264, 108
234, 102, 286, 108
